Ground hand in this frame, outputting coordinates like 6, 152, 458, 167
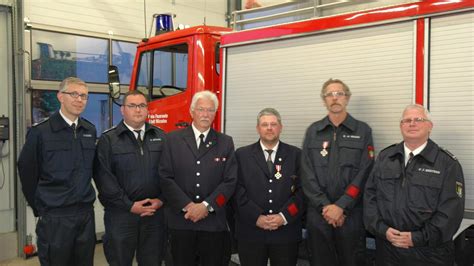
148, 198, 164, 210
256, 215, 272, 230
184, 203, 208, 223
322, 204, 344, 226
385, 227, 413, 249
266, 214, 285, 230
256, 215, 281, 231
334, 214, 346, 228
130, 198, 156, 217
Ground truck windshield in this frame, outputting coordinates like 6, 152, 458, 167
136, 43, 188, 99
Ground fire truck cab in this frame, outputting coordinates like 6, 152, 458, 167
109, 25, 230, 132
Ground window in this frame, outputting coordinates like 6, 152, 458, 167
31, 30, 109, 83
112, 40, 137, 85
136, 43, 188, 99
31, 90, 121, 136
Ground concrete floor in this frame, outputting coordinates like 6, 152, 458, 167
0, 243, 109, 266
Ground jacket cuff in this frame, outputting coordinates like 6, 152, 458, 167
411, 230, 425, 247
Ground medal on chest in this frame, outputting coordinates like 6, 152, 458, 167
321, 141, 329, 157
274, 165, 282, 179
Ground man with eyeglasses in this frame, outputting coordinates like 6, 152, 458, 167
233, 107, 304, 266
301, 78, 374, 266
18, 77, 97, 265
159, 90, 237, 266
364, 104, 464, 266
94, 90, 167, 265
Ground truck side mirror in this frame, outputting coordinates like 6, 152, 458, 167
108, 65, 121, 100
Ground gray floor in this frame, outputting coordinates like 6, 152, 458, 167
0, 244, 311, 266
0, 243, 110, 266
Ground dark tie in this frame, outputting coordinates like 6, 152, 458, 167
71, 123, 76, 138
198, 134, 205, 151
134, 130, 143, 146
406, 152, 414, 168
265, 149, 274, 174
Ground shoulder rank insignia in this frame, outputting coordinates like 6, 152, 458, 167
440, 146, 457, 161
32, 117, 49, 127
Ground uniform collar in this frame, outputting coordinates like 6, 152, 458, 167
59, 109, 79, 126
315, 113, 357, 132
50, 111, 77, 132
191, 123, 210, 142
260, 140, 279, 153
116, 120, 151, 136
390, 139, 438, 164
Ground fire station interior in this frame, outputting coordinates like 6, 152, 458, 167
0, 0, 473, 265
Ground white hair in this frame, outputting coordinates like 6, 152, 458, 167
190, 90, 219, 111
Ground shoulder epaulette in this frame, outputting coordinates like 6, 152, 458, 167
80, 117, 95, 127
380, 143, 397, 153
32, 117, 49, 127
440, 146, 457, 161
102, 125, 117, 134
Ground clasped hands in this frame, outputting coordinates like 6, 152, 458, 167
184, 202, 209, 223
322, 204, 346, 228
130, 198, 163, 217
386, 227, 413, 249
256, 214, 285, 231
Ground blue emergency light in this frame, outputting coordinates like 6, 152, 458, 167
155, 13, 174, 35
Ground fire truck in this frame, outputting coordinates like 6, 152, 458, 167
108, 0, 473, 263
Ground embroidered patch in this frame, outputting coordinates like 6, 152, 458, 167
456, 181, 463, 198
368, 146, 374, 159
346, 184, 360, 199
215, 193, 226, 207
287, 203, 299, 217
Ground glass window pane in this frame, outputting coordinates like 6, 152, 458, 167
145, 43, 188, 99
31, 30, 109, 83
137, 51, 152, 87
112, 41, 138, 85
31, 90, 114, 137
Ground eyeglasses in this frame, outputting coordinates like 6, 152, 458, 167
124, 104, 148, 110
400, 117, 430, 125
62, 91, 88, 100
195, 107, 216, 113
323, 91, 346, 98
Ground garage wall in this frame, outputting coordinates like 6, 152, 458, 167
24, 0, 228, 39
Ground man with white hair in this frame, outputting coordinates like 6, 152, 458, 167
159, 90, 237, 266
364, 104, 465, 265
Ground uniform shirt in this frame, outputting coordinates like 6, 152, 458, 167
260, 141, 279, 163
364, 139, 465, 247
404, 142, 427, 166
301, 114, 374, 212
59, 109, 78, 126
94, 121, 166, 212
192, 123, 210, 149
123, 122, 145, 140
18, 111, 97, 216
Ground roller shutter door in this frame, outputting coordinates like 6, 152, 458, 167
224, 21, 414, 153
429, 11, 474, 211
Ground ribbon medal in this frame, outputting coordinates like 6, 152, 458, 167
320, 141, 329, 157
274, 165, 282, 179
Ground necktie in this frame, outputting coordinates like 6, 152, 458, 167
406, 152, 414, 168
71, 123, 76, 138
198, 134, 205, 151
265, 149, 274, 174
134, 130, 143, 146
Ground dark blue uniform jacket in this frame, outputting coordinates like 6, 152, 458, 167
18, 111, 96, 216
